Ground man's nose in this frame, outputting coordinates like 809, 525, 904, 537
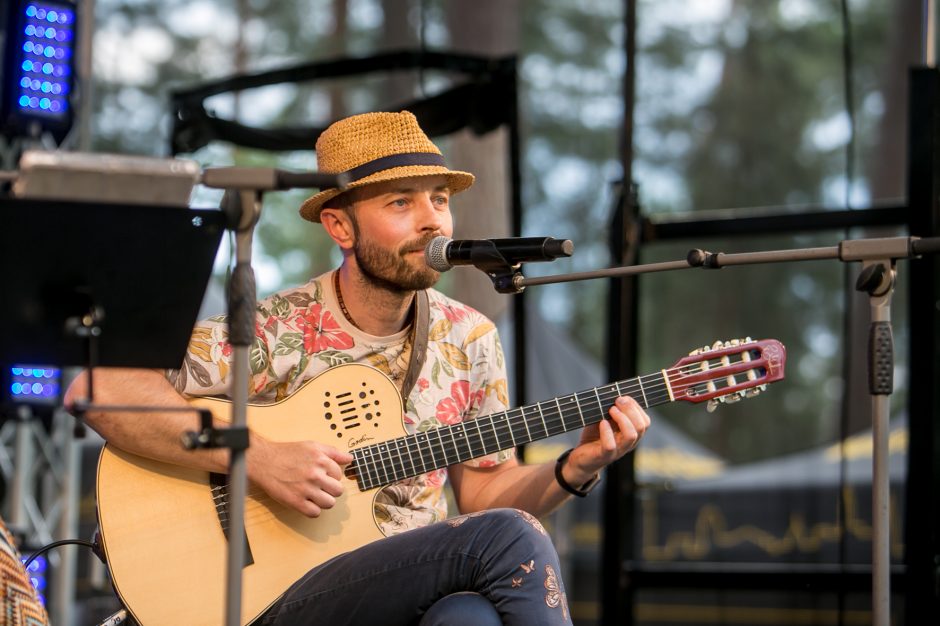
417, 194, 446, 230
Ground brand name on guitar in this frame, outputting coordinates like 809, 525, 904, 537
348, 434, 375, 448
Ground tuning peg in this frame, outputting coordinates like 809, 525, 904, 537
744, 385, 766, 398
706, 399, 719, 413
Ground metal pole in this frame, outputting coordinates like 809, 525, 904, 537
51, 409, 80, 626
223, 189, 261, 626
861, 261, 895, 626
926, 0, 937, 67
10, 411, 34, 531
76, 0, 96, 151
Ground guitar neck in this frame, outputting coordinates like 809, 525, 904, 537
350, 370, 674, 491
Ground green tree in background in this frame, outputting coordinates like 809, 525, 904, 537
631, 0, 904, 462
85, 0, 907, 463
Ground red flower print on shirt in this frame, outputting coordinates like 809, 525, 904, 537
425, 468, 447, 488
263, 315, 278, 333
293, 303, 354, 354
438, 302, 469, 323
435, 380, 485, 425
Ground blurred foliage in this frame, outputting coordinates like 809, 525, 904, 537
86, 0, 907, 464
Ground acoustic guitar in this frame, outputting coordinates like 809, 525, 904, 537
96, 337, 785, 625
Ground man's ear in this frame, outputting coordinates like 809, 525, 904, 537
320, 208, 355, 250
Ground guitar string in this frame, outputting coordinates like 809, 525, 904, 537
357, 353, 763, 466
354, 356, 770, 488
220, 352, 770, 512
354, 356, 768, 486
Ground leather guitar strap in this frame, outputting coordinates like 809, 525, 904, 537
400, 290, 430, 402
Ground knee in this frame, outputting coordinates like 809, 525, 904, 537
482, 508, 555, 551
420, 592, 501, 626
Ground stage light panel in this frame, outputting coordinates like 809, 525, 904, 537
1, 1, 78, 142
7, 365, 61, 407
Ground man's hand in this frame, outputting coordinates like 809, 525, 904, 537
248, 439, 354, 518
565, 396, 650, 486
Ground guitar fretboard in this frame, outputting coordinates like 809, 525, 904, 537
348, 371, 675, 491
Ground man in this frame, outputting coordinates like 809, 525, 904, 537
66, 111, 649, 625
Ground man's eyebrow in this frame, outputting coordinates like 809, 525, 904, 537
384, 184, 451, 195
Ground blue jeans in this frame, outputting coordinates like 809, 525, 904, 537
260, 508, 572, 626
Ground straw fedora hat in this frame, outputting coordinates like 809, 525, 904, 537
299, 111, 475, 222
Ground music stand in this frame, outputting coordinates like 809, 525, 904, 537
0, 197, 224, 369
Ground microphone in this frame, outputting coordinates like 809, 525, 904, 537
425, 236, 574, 272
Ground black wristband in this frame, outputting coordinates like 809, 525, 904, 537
554, 448, 601, 497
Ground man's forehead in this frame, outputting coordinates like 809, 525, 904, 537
361, 175, 450, 196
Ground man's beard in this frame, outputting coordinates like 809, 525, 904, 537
353, 232, 440, 293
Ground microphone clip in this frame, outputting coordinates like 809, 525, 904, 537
458, 240, 528, 294
488, 266, 526, 294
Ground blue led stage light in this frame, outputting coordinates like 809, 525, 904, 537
1, 1, 78, 142
5, 365, 61, 408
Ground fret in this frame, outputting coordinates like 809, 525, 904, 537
447, 424, 471, 464
384, 442, 399, 484
375, 444, 390, 486
474, 418, 489, 456
534, 402, 548, 440
592, 387, 605, 425
502, 411, 517, 447
415, 433, 428, 475
383, 441, 398, 484
571, 394, 586, 432
489, 413, 511, 450
392, 438, 408, 483
553, 397, 564, 437
630, 378, 648, 409
420, 432, 437, 473
402, 436, 418, 479
463, 421, 485, 458
431, 429, 448, 468
444, 425, 459, 463
359, 447, 377, 490
520, 405, 533, 444
507, 409, 527, 446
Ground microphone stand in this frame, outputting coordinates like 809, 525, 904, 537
500, 234, 940, 626
197, 167, 342, 626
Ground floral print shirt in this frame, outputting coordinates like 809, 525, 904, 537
168, 271, 513, 533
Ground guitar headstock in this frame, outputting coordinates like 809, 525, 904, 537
668, 338, 786, 412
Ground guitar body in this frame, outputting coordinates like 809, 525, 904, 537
96, 364, 405, 626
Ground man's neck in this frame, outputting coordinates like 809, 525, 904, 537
335, 266, 415, 337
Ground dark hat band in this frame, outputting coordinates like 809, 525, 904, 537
343, 152, 447, 183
